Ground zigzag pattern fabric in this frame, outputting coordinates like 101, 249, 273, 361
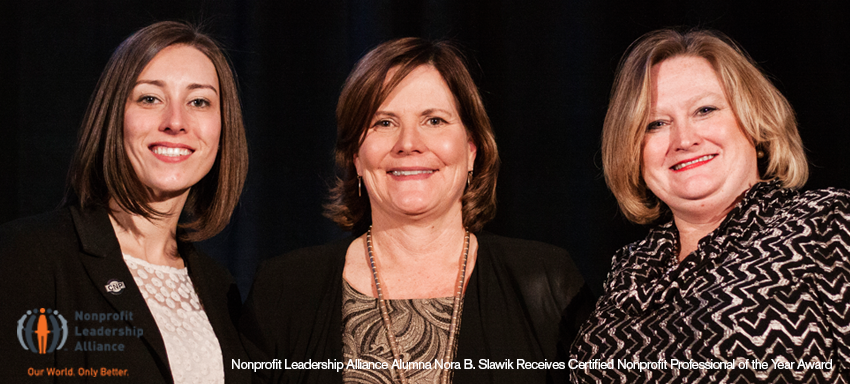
571, 181, 850, 383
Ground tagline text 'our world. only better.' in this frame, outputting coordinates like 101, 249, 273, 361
28, 367, 128, 378
232, 359, 567, 372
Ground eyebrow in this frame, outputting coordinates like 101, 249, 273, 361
133, 80, 219, 95
684, 91, 722, 106
373, 108, 455, 118
373, 111, 398, 119
187, 83, 219, 95
650, 91, 724, 115
421, 108, 454, 117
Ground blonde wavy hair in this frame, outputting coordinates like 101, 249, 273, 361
602, 29, 808, 224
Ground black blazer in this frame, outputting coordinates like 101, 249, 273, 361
240, 232, 595, 383
0, 205, 250, 383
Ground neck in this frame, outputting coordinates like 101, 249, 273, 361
670, 196, 741, 262
369, 207, 467, 266
108, 192, 188, 267
344, 205, 477, 299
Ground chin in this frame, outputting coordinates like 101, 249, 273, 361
395, 204, 433, 216
672, 177, 723, 196
145, 180, 194, 197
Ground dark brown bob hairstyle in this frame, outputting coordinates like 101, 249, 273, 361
324, 37, 499, 234
602, 28, 807, 224
66, 21, 248, 241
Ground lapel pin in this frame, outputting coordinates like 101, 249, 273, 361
105, 279, 126, 295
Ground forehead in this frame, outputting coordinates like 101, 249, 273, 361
136, 44, 219, 87
650, 55, 724, 102
379, 65, 457, 111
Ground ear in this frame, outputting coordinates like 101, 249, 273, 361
467, 140, 477, 171
354, 154, 362, 176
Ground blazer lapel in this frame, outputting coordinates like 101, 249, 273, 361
70, 205, 172, 380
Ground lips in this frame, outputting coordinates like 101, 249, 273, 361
390, 170, 434, 176
152, 146, 192, 157
387, 168, 437, 178
671, 154, 716, 171
149, 142, 194, 162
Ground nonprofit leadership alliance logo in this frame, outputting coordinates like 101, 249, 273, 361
17, 308, 68, 354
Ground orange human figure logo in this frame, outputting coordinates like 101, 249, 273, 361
35, 308, 51, 354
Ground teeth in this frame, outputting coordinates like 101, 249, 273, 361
152, 146, 191, 157
391, 170, 434, 176
672, 155, 715, 170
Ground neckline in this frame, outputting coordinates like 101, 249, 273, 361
342, 278, 454, 302
123, 253, 187, 275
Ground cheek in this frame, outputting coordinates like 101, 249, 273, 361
202, 111, 222, 140
357, 133, 393, 171
198, 114, 222, 157
640, 137, 667, 188
727, 129, 756, 156
435, 133, 471, 163
641, 135, 667, 169
355, 142, 380, 172
122, 110, 143, 146
208, 126, 222, 152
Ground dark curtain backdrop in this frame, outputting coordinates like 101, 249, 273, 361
2, 1, 848, 299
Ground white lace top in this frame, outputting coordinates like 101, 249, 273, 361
123, 254, 224, 384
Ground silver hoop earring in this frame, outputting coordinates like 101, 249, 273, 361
358, 176, 362, 197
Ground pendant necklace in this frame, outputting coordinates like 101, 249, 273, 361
366, 226, 470, 384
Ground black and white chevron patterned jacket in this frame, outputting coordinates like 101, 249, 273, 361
571, 181, 850, 383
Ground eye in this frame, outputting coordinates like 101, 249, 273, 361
646, 120, 665, 131
426, 117, 447, 126
371, 119, 393, 129
190, 98, 211, 108
138, 95, 159, 104
695, 106, 717, 116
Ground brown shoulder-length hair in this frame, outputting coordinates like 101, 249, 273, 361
602, 28, 808, 225
66, 21, 248, 242
324, 37, 500, 234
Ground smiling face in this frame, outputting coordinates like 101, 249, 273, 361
123, 44, 221, 201
354, 65, 476, 223
642, 55, 759, 218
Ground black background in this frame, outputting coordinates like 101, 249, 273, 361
2, 1, 848, 299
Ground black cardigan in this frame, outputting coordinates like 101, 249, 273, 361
240, 232, 594, 383
0, 205, 250, 383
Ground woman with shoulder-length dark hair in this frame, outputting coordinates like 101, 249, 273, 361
0, 21, 249, 383
571, 28, 850, 383
240, 37, 594, 384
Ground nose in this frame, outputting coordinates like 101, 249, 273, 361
393, 123, 425, 155
671, 120, 701, 151
159, 101, 187, 134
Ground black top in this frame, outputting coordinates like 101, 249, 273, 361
0, 205, 250, 383
240, 231, 594, 383
571, 181, 850, 383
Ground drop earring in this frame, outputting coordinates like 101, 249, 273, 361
467, 170, 473, 187
358, 175, 362, 197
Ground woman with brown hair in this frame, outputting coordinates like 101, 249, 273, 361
240, 37, 593, 383
0, 21, 249, 383
571, 28, 850, 383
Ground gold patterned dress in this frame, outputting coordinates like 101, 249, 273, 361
342, 279, 456, 383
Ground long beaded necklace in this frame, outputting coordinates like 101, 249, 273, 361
366, 227, 470, 384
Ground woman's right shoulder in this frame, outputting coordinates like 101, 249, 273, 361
258, 236, 353, 273
250, 236, 354, 294
241, 236, 354, 345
